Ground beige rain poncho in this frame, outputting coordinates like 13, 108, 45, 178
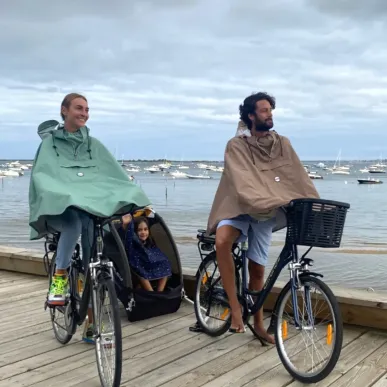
207, 121, 319, 234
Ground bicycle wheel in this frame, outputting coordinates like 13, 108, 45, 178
48, 254, 75, 344
92, 275, 122, 387
194, 252, 241, 337
275, 275, 343, 383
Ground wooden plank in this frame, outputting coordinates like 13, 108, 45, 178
0, 275, 44, 286
0, 310, 52, 331
32, 326, 201, 387
373, 375, 387, 387
125, 333, 256, 387
330, 341, 387, 387
129, 316, 272, 387
248, 329, 386, 387
0, 330, 67, 360
0, 289, 47, 306
0, 305, 195, 385
51, 323, 219, 387
0, 281, 46, 297
0, 307, 47, 326
0, 313, 194, 368
0, 292, 47, 312
0, 313, 198, 386
67, 331, 251, 387
2, 321, 53, 345
201, 325, 364, 387
0, 322, 144, 380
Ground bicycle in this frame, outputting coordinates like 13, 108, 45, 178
43, 213, 132, 387
194, 198, 350, 383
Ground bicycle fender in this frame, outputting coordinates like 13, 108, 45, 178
299, 272, 324, 279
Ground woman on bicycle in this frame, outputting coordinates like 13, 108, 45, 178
29, 93, 150, 339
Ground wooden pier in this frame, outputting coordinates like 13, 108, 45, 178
2, 270, 387, 386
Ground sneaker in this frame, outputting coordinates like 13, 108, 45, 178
48, 275, 69, 306
82, 322, 95, 344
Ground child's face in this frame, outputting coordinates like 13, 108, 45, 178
136, 221, 149, 242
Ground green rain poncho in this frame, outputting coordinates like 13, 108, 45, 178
29, 120, 151, 239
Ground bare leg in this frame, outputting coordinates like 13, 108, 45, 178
248, 260, 275, 344
157, 277, 168, 292
215, 226, 244, 332
87, 307, 93, 324
139, 278, 154, 291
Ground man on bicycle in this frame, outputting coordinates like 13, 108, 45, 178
207, 92, 318, 343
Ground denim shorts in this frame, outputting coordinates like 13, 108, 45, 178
217, 214, 275, 266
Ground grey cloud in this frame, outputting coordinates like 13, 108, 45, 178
1, 0, 387, 160
310, 0, 387, 20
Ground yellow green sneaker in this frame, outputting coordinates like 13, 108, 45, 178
48, 275, 69, 306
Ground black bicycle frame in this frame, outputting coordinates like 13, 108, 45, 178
71, 217, 133, 324
241, 242, 294, 316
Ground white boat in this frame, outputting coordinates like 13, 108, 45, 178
186, 173, 212, 180
7, 161, 29, 171
359, 167, 369, 173
0, 170, 22, 177
178, 165, 189, 170
332, 170, 350, 175
308, 172, 323, 180
332, 149, 350, 175
126, 165, 141, 173
170, 170, 187, 178
197, 163, 208, 169
144, 165, 161, 173
206, 165, 224, 172
158, 163, 171, 171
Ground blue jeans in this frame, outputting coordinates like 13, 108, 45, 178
47, 208, 94, 270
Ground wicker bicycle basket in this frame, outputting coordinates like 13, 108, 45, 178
286, 198, 350, 248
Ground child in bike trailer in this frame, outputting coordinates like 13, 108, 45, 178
121, 214, 172, 292
29, 93, 151, 344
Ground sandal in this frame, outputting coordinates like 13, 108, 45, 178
228, 325, 246, 334
246, 322, 275, 346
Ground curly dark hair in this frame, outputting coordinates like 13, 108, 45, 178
239, 92, 276, 130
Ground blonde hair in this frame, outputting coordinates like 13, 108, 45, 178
60, 93, 87, 121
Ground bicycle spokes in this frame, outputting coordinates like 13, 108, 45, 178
278, 281, 337, 377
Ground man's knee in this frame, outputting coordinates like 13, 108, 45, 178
215, 226, 239, 251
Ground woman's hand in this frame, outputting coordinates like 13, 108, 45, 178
121, 214, 132, 230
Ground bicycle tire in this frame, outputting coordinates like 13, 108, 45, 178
194, 252, 241, 337
48, 254, 75, 344
93, 275, 122, 387
275, 275, 343, 383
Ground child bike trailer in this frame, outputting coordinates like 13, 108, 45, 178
104, 207, 185, 322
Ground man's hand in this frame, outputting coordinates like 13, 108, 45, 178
121, 213, 132, 230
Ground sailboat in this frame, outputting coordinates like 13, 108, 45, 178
332, 149, 350, 175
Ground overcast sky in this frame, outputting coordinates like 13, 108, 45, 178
1, 0, 386, 161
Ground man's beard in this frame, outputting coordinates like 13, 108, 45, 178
255, 118, 273, 132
